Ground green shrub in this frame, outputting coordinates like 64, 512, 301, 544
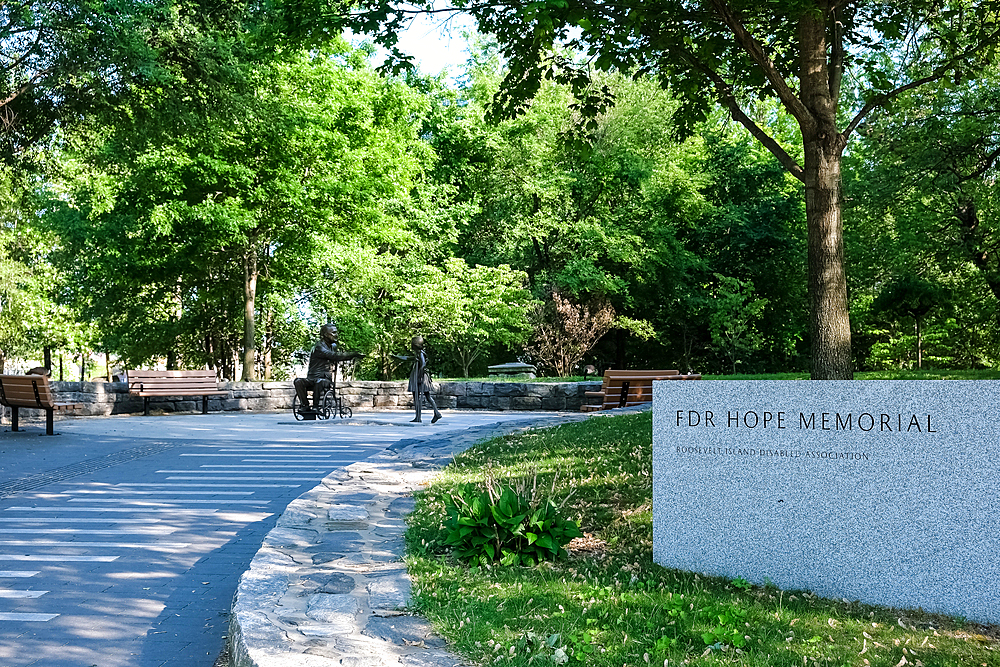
442, 476, 581, 567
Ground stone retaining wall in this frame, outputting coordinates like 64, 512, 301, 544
1, 379, 603, 424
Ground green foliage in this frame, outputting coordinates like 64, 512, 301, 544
707, 274, 769, 375
46, 48, 433, 376
442, 479, 581, 567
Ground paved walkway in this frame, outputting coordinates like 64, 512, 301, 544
0, 409, 594, 666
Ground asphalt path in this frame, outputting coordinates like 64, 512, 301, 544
0, 409, 550, 667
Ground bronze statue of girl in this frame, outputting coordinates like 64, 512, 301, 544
393, 335, 442, 423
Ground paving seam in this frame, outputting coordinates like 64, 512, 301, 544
226, 412, 625, 667
0, 442, 179, 499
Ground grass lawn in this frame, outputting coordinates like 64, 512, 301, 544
405, 411, 999, 667
440, 369, 1000, 382
705, 369, 1000, 380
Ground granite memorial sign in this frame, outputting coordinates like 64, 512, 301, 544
652, 380, 999, 624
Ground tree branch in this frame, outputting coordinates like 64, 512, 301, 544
706, 0, 813, 127
684, 51, 805, 181
829, 6, 843, 103
844, 26, 1000, 139
967, 143, 1000, 182
0, 66, 50, 109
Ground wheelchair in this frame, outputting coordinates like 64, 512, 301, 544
292, 383, 352, 420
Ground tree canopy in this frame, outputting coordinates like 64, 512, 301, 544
281, 0, 1000, 378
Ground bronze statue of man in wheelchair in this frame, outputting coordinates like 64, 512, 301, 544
293, 323, 363, 420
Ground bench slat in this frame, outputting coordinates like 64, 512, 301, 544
134, 381, 222, 391
0, 374, 81, 435
0, 375, 57, 408
581, 370, 700, 412
136, 390, 228, 397
126, 369, 227, 415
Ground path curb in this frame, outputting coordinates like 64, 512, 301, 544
227, 414, 596, 667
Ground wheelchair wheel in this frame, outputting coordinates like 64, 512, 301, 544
319, 390, 335, 420
340, 404, 352, 419
292, 394, 305, 421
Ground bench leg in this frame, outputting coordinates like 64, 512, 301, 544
202, 396, 208, 414
618, 381, 631, 409
11, 406, 18, 432
45, 408, 54, 436
144, 397, 149, 416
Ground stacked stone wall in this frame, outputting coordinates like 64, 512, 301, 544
0, 380, 603, 424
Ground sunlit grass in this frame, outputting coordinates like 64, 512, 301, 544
406, 411, 999, 667
706, 369, 1000, 380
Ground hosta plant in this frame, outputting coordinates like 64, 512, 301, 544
442, 474, 581, 567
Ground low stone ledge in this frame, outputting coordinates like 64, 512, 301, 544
0, 379, 607, 425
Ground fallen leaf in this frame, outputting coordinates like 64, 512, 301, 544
860, 639, 868, 655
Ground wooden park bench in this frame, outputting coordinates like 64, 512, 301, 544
580, 369, 702, 412
0, 374, 83, 435
127, 369, 228, 416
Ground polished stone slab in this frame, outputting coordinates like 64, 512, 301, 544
652, 380, 1000, 623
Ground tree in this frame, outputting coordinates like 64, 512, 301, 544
872, 277, 946, 369
46, 48, 432, 379
526, 291, 615, 377
0, 0, 249, 167
402, 258, 534, 377
844, 67, 1000, 368
707, 274, 768, 375
288, 0, 1000, 379
423, 51, 704, 370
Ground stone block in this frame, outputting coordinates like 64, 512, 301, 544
494, 382, 527, 397
343, 395, 371, 408
435, 395, 457, 409
244, 397, 273, 412
366, 572, 411, 611
435, 382, 466, 397
374, 395, 400, 407
511, 396, 542, 410
261, 382, 293, 390
653, 380, 1000, 625
306, 594, 358, 630
540, 396, 566, 411
525, 384, 552, 397
457, 395, 483, 409
492, 397, 510, 410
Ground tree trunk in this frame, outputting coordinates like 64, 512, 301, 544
803, 139, 852, 379
954, 200, 1000, 308
43, 347, 51, 372
799, 9, 853, 380
263, 304, 274, 381
106, 351, 112, 382
168, 279, 182, 370
615, 329, 626, 370
916, 317, 923, 369
242, 250, 258, 382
